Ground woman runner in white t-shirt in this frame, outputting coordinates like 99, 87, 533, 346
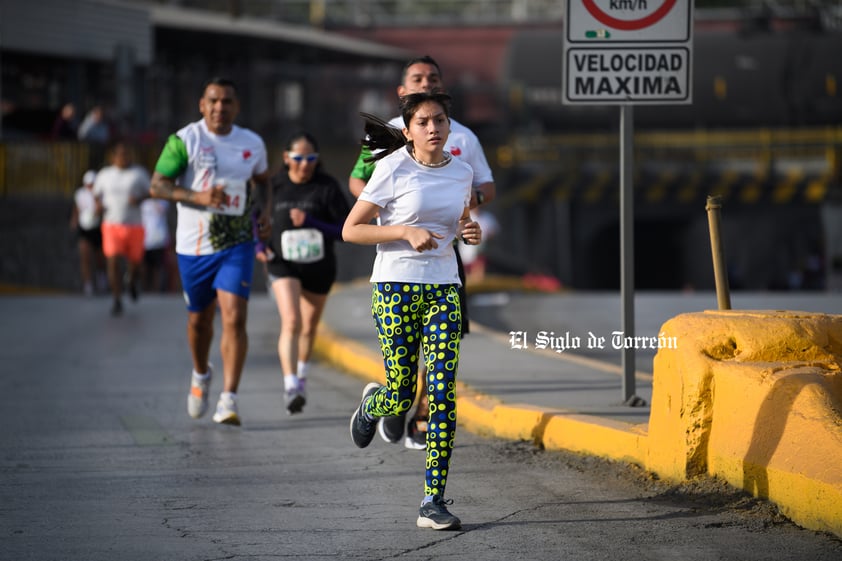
342, 91, 482, 531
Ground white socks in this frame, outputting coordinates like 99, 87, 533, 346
284, 362, 309, 391
284, 374, 299, 392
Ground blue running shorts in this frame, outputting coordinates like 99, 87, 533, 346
177, 242, 255, 312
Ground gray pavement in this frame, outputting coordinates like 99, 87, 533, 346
1, 292, 841, 560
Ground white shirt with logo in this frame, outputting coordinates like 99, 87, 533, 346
171, 120, 268, 255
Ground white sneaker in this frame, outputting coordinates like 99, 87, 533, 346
213, 392, 241, 426
187, 365, 212, 419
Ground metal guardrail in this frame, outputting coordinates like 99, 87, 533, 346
3, 128, 841, 199
0, 143, 91, 198
0, 142, 157, 199
494, 127, 842, 208
504, 127, 842, 167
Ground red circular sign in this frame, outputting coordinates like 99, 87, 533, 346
582, 0, 677, 31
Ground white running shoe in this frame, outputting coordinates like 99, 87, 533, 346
187, 365, 212, 419
212, 392, 241, 426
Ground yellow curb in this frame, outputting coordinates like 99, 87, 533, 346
453, 387, 501, 437
542, 414, 648, 466
312, 323, 646, 465
0, 284, 64, 295
313, 325, 383, 385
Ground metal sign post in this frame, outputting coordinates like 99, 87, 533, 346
620, 104, 636, 403
563, 0, 694, 405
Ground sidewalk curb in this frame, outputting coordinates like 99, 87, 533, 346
312, 323, 648, 467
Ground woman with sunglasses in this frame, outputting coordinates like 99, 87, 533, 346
343, 92, 482, 530
260, 131, 350, 415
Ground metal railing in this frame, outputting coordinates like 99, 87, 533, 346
2, 128, 840, 199
494, 127, 842, 208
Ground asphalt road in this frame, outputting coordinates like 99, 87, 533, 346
1, 294, 840, 561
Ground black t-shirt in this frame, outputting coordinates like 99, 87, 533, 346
266, 169, 350, 265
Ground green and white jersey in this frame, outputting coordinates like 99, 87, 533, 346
155, 119, 268, 255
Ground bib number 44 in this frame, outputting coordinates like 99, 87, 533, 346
208, 178, 247, 216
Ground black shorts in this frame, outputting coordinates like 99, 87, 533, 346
144, 247, 166, 268
267, 257, 337, 295
77, 226, 102, 249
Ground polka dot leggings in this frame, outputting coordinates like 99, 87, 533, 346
366, 282, 461, 498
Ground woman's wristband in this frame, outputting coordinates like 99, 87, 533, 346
474, 189, 485, 206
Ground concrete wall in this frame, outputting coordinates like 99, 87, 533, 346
648, 310, 842, 537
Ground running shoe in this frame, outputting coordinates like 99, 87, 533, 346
417, 496, 461, 530
110, 299, 123, 317
285, 388, 305, 415
212, 392, 241, 426
187, 366, 212, 419
349, 383, 381, 448
404, 417, 427, 450
298, 377, 307, 407
377, 413, 406, 444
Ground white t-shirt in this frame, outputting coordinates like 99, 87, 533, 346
74, 186, 100, 230
388, 116, 493, 187
93, 165, 150, 225
167, 120, 268, 255
141, 199, 170, 250
359, 147, 473, 285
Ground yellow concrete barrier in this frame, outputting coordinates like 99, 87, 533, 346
647, 310, 842, 537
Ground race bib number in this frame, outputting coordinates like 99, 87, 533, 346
281, 228, 324, 263
207, 178, 247, 216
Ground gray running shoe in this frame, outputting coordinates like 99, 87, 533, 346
349, 383, 381, 448
417, 496, 461, 530
285, 388, 305, 415
378, 413, 406, 443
